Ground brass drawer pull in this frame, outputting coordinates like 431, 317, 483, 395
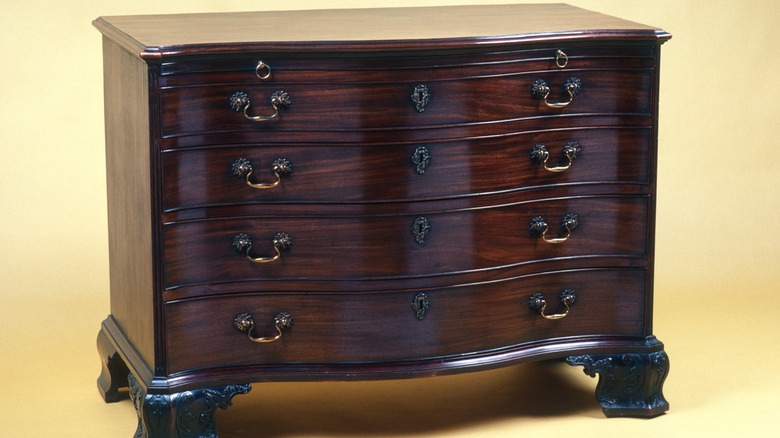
232, 232, 292, 263
529, 213, 579, 244
255, 60, 271, 79
528, 289, 577, 320
231, 157, 292, 189
530, 141, 581, 173
234, 312, 293, 343
555, 49, 568, 68
531, 76, 582, 108
229, 90, 290, 121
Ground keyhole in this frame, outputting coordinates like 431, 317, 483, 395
415, 151, 426, 172
412, 145, 430, 174
411, 216, 430, 244
412, 292, 430, 319
412, 84, 429, 112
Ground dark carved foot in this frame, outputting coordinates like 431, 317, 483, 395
97, 327, 130, 402
129, 373, 251, 438
566, 350, 669, 418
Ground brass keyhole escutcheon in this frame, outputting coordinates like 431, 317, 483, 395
412, 293, 430, 320
411, 146, 431, 174
411, 216, 431, 244
411, 84, 430, 112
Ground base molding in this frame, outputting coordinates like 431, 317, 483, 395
98, 317, 670, 436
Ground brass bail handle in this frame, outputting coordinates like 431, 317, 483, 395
531, 76, 582, 108
530, 141, 581, 173
529, 213, 579, 244
229, 90, 290, 121
234, 312, 293, 343
231, 157, 292, 189
232, 232, 292, 263
529, 289, 577, 320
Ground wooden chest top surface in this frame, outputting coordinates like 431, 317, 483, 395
93, 3, 670, 57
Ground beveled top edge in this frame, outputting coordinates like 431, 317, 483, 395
94, 4, 671, 60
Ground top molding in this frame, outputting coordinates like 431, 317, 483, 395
93, 3, 672, 60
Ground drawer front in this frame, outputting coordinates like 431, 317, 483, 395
160, 46, 655, 84
162, 127, 650, 210
164, 268, 647, 373
160, 69, 651, 138
163, 196, 648, 289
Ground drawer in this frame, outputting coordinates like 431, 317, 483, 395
162, 196, 648, 289
164, 268, 648, 373
162, 127, 650, 210
159, 46, 656, 85
160, 69, 652, 138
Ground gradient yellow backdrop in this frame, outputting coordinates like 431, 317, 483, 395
1, 1, 778, 437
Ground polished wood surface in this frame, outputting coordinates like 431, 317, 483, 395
158, 45, 655, 84
164, 268, 647, 373
94, 4, 669, 58
161, 113, 652, 150
101, 36, 156, 367
162, 196, 648, 289
162, 70, 651, 137
162, 127, 650, 209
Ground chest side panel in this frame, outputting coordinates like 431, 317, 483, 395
102, 36, 156, 367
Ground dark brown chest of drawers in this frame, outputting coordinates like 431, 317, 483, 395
94, 5, 671, 437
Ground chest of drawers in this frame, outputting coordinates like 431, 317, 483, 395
93, 4, 671, 437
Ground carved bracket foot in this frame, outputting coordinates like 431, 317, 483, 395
129, 373, 251, 438
97, 327, 130, 403
566, 351, 669, 418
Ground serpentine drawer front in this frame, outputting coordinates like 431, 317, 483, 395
164, 269, 647, 373
162, 127, 651, 209
162, 196, 648, 289
94, 5, 671, 437
161, 70, 652, 136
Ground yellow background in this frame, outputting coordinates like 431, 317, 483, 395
1, 0, 778, 436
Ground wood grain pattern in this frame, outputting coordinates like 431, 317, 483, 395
164, 268, 647, 373
162, 196, 648, 289
161, 69, 651, 138
101, 36, 156, 367
158, 45, 655, 86
162, 127, 650, 210
161, 113, 652, 150
93, 4, 669, 58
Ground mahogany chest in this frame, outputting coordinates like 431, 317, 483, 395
93, 5, 672, 437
